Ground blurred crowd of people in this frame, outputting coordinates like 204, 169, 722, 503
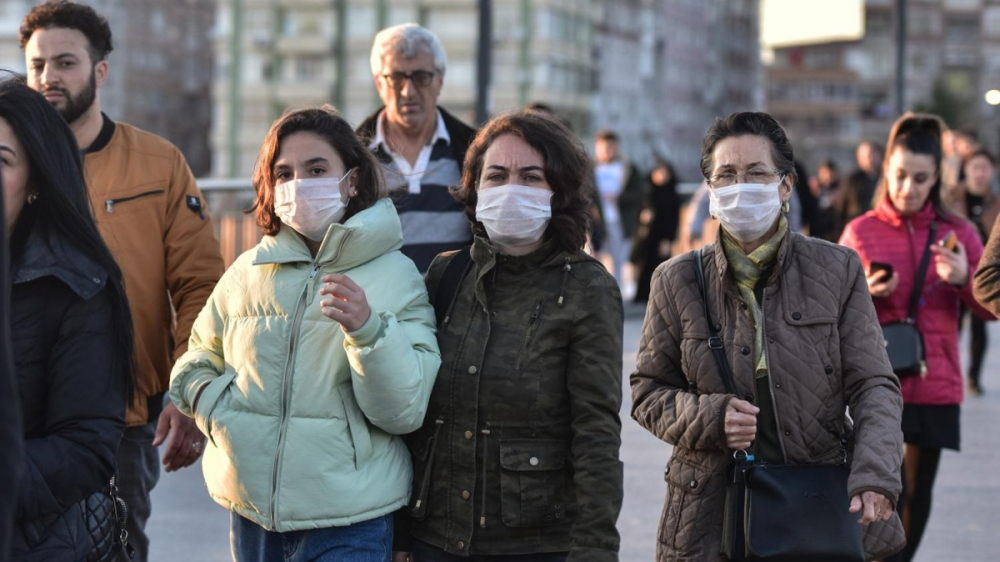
3, 2, 1000, 562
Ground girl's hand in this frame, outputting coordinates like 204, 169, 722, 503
866, 270, 899, 298
319, 273, 371, 332
930, 240, 969, 286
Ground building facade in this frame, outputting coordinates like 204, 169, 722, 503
0, 0, 215, 175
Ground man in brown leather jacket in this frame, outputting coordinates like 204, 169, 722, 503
21, 3, 224, 559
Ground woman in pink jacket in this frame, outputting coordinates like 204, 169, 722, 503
840, 113, 994, 562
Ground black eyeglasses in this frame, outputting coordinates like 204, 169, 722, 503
381, 70, 437, 88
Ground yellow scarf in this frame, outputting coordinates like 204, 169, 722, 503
721, 216, 788, 378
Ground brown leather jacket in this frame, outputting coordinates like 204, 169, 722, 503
85, 117, 224, 426
631, 230, 905, 561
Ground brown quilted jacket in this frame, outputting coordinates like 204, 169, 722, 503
631, 230, 905, 562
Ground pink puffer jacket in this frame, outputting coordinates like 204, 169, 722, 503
839, 199, 994, 405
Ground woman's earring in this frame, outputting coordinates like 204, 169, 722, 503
781, 201, 790, 214
26, 192, 38, 205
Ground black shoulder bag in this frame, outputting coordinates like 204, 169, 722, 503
880, 221, 937, 378
693, 249, 864, 562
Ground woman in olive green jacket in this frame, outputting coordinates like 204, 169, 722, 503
170, 107, 440, 561
394, 110, 624, 562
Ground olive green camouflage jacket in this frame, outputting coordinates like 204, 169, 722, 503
406, 236, 624, 561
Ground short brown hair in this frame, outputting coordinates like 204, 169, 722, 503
20, 1, 113, 64
455, 110, 592, 253
249, 106, 386, 235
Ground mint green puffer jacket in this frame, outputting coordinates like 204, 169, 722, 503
170, 198, 440, 532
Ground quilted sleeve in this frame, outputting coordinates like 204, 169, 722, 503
953, 222, 996, 321
838, 251, 904, 504
631, 259, 734, 453
974, 213, 1000, 316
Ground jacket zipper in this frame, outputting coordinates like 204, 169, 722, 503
412, 417, 445, 514
513, 302, 542, 371
759, 291, 789, 463
479, 423, 491, 529
269, 261, 321, 528
105, 189, 165, 213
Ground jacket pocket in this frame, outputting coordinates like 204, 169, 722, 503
338, 384, 373, 470
194, 372, 235, 448
660, 455, 712, 553
104, 187, 165, 214
513, 302, 543, 372
498, 438, 567, 528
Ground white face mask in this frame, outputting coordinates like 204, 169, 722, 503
475, 184, 553, 248
709, 180, 783, 243
274, 169, 355, 242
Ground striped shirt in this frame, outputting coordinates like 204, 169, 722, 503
369, 110, 472, 272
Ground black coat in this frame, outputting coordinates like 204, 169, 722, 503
0, 182, 22, 562
8, 220, 127, 561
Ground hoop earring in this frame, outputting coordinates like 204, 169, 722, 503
781, 201, 790, 214
26, 192, 39, 205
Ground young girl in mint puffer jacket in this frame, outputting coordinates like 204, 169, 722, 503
170, 106, 440, 562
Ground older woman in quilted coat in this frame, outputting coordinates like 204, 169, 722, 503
631, 112, 906, 562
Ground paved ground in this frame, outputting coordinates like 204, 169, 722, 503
148, 306, 1000, 561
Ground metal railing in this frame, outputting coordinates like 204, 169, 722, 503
198, 178, 258, 267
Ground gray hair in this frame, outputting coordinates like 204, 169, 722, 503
369, 23, 447, 76
700, 112, 796, 180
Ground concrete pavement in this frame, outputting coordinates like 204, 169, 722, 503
148, 306, 1000, 561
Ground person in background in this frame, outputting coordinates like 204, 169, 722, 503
20, 4, 225, 558
170, 106, 440, 562
395, 109, 624, 562
357, 23, 476, 273
631, 158, 680, 303
808, 158, 842, 241
593, 129, 644, 287
1, 76, 133, 561
835, 141, 883, 237
632, 111, 905, 561
839, 113, 994, 562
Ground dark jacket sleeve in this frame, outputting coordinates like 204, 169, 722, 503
566, 270, 624, 561
837, 252, 904, 504
0, 224, 22, 562
631, 259, 734, 452
15, 287, 126, 521
974, 213, 1000, 316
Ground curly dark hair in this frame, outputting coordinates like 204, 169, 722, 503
249, 106, 387, 236
455, 109, 592, 253
20, 1, 113, 64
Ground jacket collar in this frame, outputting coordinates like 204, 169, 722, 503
11, 220, 107, 299
712, 219, 794, 287
872, 196, 937, 229
253, 198, 403, 270
357, 106, 476, 173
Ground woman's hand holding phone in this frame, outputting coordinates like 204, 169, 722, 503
866, 262, 898, 298
930, 231, 969, 286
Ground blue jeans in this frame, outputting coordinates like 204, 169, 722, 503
411, 540, 568, 562
231, 513, 392, 562
117, 422, 160, 562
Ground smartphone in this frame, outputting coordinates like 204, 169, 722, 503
939, 231, 958, 252
870, 261, 894, 282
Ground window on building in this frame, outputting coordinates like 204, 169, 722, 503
295, 55, 325, 82
986, 8, 1000, 37
945, 15, 980, 42
283, 9, 324, 37
865, 10, 892, 36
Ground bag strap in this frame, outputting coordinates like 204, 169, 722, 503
433, 246, 473, 327
693, 248, 738, 395
907, 221, 938, 321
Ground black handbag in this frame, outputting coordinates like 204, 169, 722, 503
880, 221, 937, 378
81, 476, 134, 562
692, 249, 864, 562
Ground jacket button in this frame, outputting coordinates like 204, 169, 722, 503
457, 541, 465, 550
741, 346, 751, 356
744, 393, 754, 402
468, 366, 478, 375
714, 323, 722, 332
464, 430, 473, 440
768, 338, 774, 344
529, 457, 539, 466
825, 366, 834, 374
689, 480, 698, 489
461, 490, 470, 500
784, 430, 791, 436
775, 383, 781, 389
792, 312, 802, 320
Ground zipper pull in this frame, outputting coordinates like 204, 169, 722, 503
531, 302, 541, 320
309, 263, 321, 280
106, 200, 114, 213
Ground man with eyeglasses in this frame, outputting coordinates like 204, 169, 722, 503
358, 23, 476, 272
